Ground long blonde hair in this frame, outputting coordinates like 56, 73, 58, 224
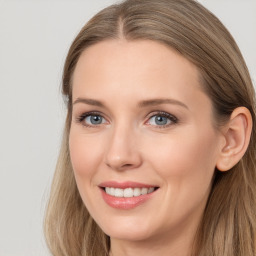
44, 0, 256, 255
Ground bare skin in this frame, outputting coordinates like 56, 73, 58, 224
69, 39, 252, 256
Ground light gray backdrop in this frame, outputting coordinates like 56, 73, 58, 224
0, 1, 255, 255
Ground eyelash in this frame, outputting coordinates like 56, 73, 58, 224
75, 111, 178, 129
76, 111, 105, 128
146, 111, 178, 128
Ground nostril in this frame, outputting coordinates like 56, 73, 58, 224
123, 164, 133, 168
119, 163, 138, 171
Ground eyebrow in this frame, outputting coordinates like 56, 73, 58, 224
73, 97, 188, 109
73, 98, 105, 107
138, 98, 188, 109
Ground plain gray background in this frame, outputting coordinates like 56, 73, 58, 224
0, 1, 255, 255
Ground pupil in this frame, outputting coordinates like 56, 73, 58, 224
91, 115, 102, 124
156, 116, 167, 125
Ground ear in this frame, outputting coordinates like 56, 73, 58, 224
216, 107, 252, 172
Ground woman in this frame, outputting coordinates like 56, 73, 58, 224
44, 0, 256, 255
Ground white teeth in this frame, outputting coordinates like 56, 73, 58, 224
114, 188, 124, 197
110, 187, 115, 195
124, 188, 133, 197
141, 188, 148, 195
133, 188, 141, 197
148, 187, 154, 193
106, 187, 111, 194
104, 187, 156, 198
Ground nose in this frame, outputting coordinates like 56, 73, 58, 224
104, 123, 142, 171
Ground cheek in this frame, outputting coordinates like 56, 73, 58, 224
69, 130, 103, 178
141, 127, 218, 227
143, 126, 218, 185
69, 129, 105, 213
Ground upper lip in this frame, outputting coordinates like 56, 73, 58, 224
99, 181, 159, 189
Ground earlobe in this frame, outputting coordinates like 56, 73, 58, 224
216, 107, 252, 172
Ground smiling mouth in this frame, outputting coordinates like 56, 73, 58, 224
99, 182, 159, 209
101, 187, 159, 198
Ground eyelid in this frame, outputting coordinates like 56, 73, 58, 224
75, 111, 109, 127
145, 111, 178, 128
75, 110, 178, 129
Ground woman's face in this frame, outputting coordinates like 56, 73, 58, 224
69, 40, 224, 243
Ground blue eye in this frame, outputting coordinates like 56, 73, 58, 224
77, 112, 107, 127
147, 112, 177, 127
85, 115, 104, 125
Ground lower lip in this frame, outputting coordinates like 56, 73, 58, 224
100, 189, 156, 210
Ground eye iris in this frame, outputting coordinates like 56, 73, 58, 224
155, 116, 168, 125
90, 115, 102, 124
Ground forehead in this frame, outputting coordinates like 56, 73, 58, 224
73, 39, 200, 82
72, 39, 207, 109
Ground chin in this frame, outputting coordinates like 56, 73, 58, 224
98, 216, 155, 242
105, 228, 153, 242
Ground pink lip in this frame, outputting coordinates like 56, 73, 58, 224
99, 181, 157, 189
99, 181, 158, 210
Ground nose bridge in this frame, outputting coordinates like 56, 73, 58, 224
104, 118, 142, 171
